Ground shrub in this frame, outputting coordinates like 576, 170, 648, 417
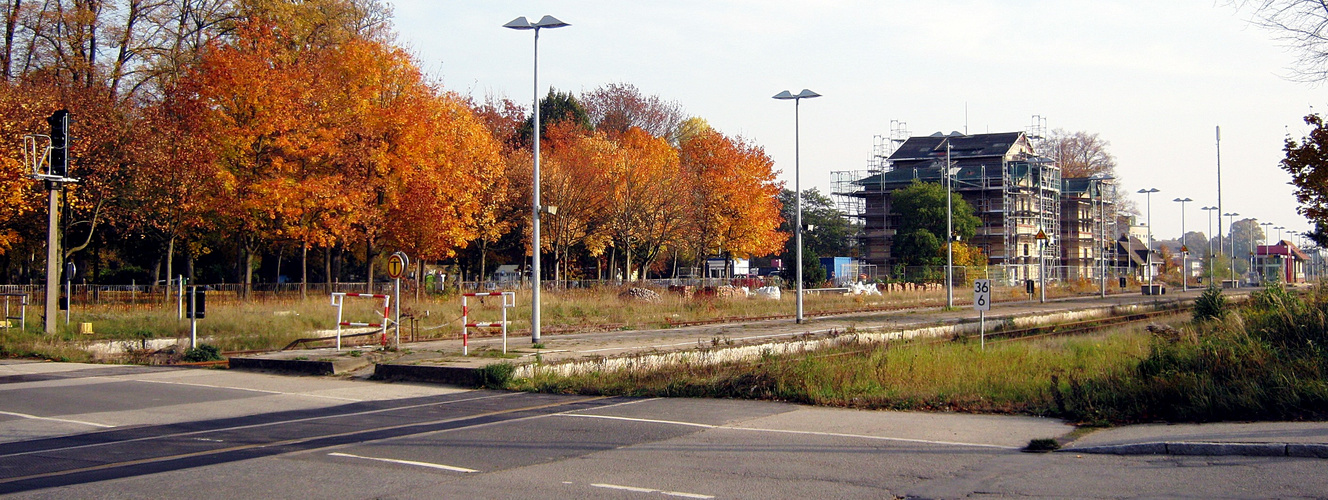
478, 362, 516, 389
183, 344, 223, 362
1192, 286, 1227, 322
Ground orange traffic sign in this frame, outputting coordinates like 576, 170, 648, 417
1035, 230, 1047, 240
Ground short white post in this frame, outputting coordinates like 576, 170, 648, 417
462, 295, 469, 356
394, 277, 401, 349
979, 310, 985, 351
177, 275, 184, 319
189, 287, 198, 349
333, 293, 344, 351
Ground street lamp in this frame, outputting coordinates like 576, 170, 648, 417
1201, 206, 1218, 285
1260, 221, 1273, 282
773, 89, 821, 324
1173, 197, 1191, 291
1091, 175, 1115, 297
1276, 226, 1285, 244
1224, 212, 1239, 286
1138, 188, 1159, 289
942, 140, 962, 307
505, 15, 570, 344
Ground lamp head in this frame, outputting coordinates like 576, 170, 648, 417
503, 17, 534, 30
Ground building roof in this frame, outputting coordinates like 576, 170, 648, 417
1257, 241, 1310, 260
887, 132, 1028, 162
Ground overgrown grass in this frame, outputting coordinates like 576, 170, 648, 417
513, 283, 1328, 424
512, 329, 1152, 416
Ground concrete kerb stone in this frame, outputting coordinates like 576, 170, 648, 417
1065, 442, 1328, 458
511, 298, 1191, 380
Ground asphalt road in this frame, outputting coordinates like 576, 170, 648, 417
2, 360, 1326, 499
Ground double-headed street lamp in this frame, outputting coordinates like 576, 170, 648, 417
1276, 226, 1285, 244
773, 89, 820, 324
1201, 206, 1218, 284
1138, 188, 1159, 288
1224, 212, 1239, 286
1091, 175, 1114, 297
505, 15, 569, 344
1260, 221, 1273, 281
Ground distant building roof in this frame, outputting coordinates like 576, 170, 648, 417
1257, 241, 1310, 260
886, 132, 1028, 163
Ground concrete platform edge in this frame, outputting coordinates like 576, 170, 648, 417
373, 363, 482, 387
1064, 441, 1328, 458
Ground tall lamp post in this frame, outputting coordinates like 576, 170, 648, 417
1260, 221, 1273, 282
1224, 212, 1239, 286
1275, 226, 1285, 244
1091, 175, 1114, 297
942, 140, 962, 308
773, 89, 820, 324
1138, 188, 1159, 289
1173, 197, 1191, 291
505, 15, 569, 344
1201, 206, 1217, 285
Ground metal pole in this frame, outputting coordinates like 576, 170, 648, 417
531, 27, 543, 344
1039, 237, 1046, 303
394, 277, 401, 349
177, 275, 184, 320
1146, 192, 1153, 287
979, 310, 985, 350
795, 98, 804, 324
946, 141, 954, 309
189, 287, 197, 349
64, 277, 70, 324
44, 186, 59, 334
1216, 127, 1224, 287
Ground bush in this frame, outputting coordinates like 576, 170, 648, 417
183, 344, 223, 362
1192, 286, 1227, 322
478, 362, 516, 389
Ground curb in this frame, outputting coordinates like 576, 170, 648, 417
1064, 442, 1328, 458
229, 356, 372, 376
372, 363, 482, 387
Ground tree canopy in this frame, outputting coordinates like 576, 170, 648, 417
889, 180, 980, 266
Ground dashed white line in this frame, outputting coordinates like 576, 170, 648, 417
591, 483, 714, 499
328, 452, 478, 473
559, 413, 1016, 450
0, 410, 113, 428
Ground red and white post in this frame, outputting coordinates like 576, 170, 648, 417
461, 291, 516, 356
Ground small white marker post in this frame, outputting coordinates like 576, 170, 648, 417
974, 279, 991, 350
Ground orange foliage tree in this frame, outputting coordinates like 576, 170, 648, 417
679, 128, 787, 264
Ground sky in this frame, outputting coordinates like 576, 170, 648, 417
390, 0, 1323, 244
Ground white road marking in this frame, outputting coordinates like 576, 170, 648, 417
327, 452, 478, 473
124, 378, 363, 402
0, 392, 518, 459
0, 410, 113, 428
558, 413, 1017, 450
590, 483, 714, 499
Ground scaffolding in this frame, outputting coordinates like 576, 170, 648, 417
846, 130, 1063, 284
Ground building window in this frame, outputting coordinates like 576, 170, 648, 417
1024, 244, 1029, 256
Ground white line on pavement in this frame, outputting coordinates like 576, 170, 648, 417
590, 483, 714, 499
559, 413, 1016, 450
0, 410, 113, 428
125, 378, 363, 401
328, 452, 478, 473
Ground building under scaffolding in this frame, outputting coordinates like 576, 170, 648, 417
835, 131, 1063, 283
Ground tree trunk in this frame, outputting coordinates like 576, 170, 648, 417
301, 244, 308, 300
163, 234, 175, 305
479, 239, 489, 282
365, 238, 375, 294
274, 244, 282, 291
324, 246, 333, 294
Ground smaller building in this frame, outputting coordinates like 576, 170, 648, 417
1255, 241, 1309, 283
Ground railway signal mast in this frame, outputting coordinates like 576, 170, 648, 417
27, 110, 78, 334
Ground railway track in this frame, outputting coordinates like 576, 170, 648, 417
980, 306, 1190, 343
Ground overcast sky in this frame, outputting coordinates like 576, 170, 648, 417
391, 0, 1322, 244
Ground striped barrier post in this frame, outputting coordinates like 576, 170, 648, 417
461, 291, 516, 356
330, 292, 392, 351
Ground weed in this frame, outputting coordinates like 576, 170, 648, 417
1024, 438, 1060, 452
1193, 286, 1228, 322
347, 350, 362, 357
183, 344, 223, 362
478, 363, 516, 389
532, 343, 546, 349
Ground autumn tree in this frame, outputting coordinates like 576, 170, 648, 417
679, 128, 786, 264
539, 121, 614, 282
581, 83, 684, 140
607, 127, 687, 280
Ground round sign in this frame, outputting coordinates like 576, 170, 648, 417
387, 252, 408, 280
